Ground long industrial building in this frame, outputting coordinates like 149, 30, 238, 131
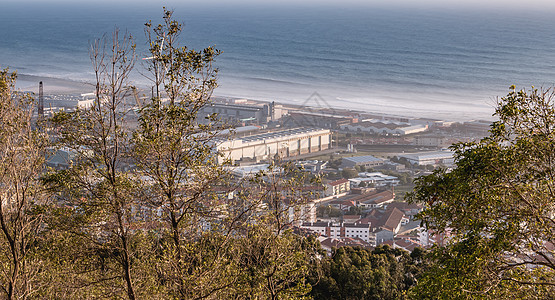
339, 120, 428, 136
217, 128, 331, 163
199, 101, 285, 124
397, 150, 454, 166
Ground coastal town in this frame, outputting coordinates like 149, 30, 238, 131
43, 88, 491, 254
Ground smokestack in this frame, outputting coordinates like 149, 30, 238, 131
38, 81, 44, 117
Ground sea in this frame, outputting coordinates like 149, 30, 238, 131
2, 2, 555, 121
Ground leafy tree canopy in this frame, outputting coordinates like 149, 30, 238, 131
407, 86, 555, 298
309, 245, 427, 300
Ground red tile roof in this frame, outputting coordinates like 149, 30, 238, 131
383, 208, 405, 231
394, 239, 422, 252
328, 178, 349, 186
386, 201, 422, 212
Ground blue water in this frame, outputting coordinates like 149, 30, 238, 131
2, 2, 555, 121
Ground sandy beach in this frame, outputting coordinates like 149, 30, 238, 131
14, 74, 95, 95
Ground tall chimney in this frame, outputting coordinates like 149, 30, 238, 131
38, 81, 44, 117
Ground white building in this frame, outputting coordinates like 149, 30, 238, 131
301, 221, 375, 244
288, 201, 317, 226
349, 172, 400, 187
341, 155, 384, 168
413, 136, 450, 147
200, 101, 286, 124
324, 178, 351, 197
397, 150, 454, 166
228, 164, 276, 178
217, 128, 331, 163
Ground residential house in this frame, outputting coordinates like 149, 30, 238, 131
325, 178, 350, 197
329, 199, 356, 212
301, 221, 374, 244
356, 190, 395, 209
392, 238, 424, 252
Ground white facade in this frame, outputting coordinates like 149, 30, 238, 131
288, 201, 317, 226
397, 150, 454, 166
414, 136, 450, 147
325, 179, 350, 196
217, 128, 331, 163
349, 172, 400, 187
301, 222, 374, 243
344, 225, 373, 243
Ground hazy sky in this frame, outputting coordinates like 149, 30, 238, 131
8, 0, 555, 10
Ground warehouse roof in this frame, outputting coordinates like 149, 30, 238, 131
398, 151, 453, 161
342, 155, 383, 164
240, 127, 329, 143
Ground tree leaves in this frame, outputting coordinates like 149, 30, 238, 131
407, 86, 555, 298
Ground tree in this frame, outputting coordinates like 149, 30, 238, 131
0, 69, 50, 299
309, 245, 427, 300
341, 168, 359, 179
134, 9, 232, 298
407, 86, 555, 298
217, 161, 322, 299
317, 205, 343, 218
1, 9, 354, 298
345, 206, 363, 215
46, 29, 149, 299
39, 9, 322, 298
231, 226, 318, 299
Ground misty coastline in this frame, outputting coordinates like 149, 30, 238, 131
12, 73, 495, 123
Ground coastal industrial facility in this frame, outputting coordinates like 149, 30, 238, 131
199, 100, 285, 124
217, 127, 332, 164
339, 119, 428, 135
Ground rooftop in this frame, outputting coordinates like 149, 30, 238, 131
239, 127, 329, 143
342, 155, 383, 164
319, 237, 373, 250
398, 150, 454, 161
383, 208, 405, 231
328, 178, 349, 186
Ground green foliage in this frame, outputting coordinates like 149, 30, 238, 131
328, 158, 343, 169
40, 9, 322, 300
345, 206, 364, 215
310, 245, 427, 300
407, 86, 555, 298
231, 226, 318, 299
380, 169, 411, 185
341, 168, 359, 179
0, 68, 51, 299
317, 205, 343, 218
391, 156, 412, 169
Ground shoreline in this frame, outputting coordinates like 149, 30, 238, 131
15, 74, 95, 95
13, 73, 492, 123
